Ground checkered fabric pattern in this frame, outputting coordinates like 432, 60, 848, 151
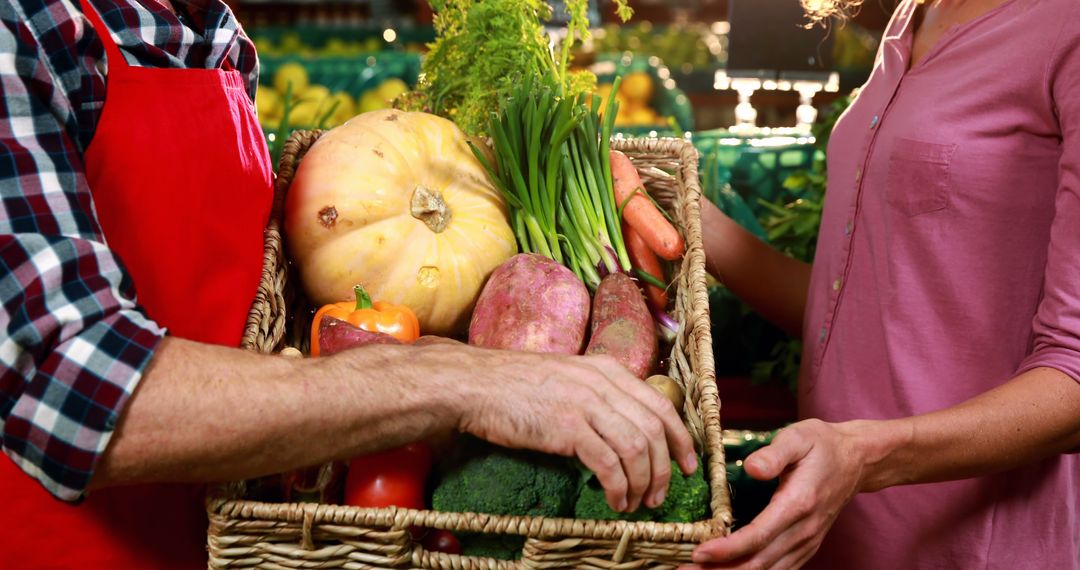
0, 0, 259, 501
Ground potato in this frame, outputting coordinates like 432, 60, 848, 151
646, 374, 685, 413
468, 253, 591, 354
279, 347, 304, 359
584, 272, 658, 379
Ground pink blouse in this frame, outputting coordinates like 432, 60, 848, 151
799, 0, 1080, 567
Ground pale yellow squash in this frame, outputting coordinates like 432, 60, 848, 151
285, 110, 517, 335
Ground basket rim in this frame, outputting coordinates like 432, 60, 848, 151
207, 497, 719, 542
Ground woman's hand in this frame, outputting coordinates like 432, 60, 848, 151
681, 368, 1080, 570
682, 419, 888, 570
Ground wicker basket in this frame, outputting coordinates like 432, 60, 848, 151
207, 130, 732, 569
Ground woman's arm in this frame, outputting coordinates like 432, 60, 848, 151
863, 367, 1080, 489
701, 198, 812, 337
686, 368, 1080, 569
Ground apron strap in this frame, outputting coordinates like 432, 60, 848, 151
78, 0, 131, 75
79, 0, 241, 75
220, 49, 237, 72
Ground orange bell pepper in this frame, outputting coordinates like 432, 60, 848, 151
310, 285, 420, 356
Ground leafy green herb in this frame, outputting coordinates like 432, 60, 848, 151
400, 0, 631, 137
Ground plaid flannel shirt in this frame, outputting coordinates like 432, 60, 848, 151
0, 0, 259, 501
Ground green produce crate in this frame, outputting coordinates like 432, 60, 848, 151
259, 52, 421, 101
250, 24, 435, 56
693, 129, 819, 216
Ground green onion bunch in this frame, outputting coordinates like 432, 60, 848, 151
470, 74, 631, 290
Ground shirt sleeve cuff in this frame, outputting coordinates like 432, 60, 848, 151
1016, 346, 1080, 387
3, 309, 165, 502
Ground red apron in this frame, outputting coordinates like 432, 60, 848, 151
0, 0, 272, 567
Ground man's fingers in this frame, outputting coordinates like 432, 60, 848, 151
621, 405, 672, 510
591, 357, 698, 476
587, 404, 653, 512
586, 377, 674, 509
573, 424, 630, 512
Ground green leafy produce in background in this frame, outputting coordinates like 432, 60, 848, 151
749, 95, 853, 391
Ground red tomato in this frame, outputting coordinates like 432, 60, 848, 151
422, 530, 462, 555
343, 442, 432, 509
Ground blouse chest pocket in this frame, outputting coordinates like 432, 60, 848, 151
886, 138, 957, 216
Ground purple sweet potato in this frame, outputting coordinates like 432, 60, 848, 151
584, 272, 658, 379
468, 253, 591, 354
319, 316, 401, 356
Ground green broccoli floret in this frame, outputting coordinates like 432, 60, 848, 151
432, 437, 580, 559
574, 459, 710, 523
433, 436, 579, 517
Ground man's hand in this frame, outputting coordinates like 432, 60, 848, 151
681, 420, 870, 570
447, 345, 698, 514
93, 338, 697, 512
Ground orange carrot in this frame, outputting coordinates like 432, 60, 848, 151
623, 222, 669, 311
610, 150, 685, 261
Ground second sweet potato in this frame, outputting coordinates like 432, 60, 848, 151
585, 272, 658, 379
319, 316, 403, 356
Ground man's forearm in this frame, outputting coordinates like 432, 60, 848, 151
91, 337, 458, 489
700, 198, 811, 337
854, 367, 1080, 492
